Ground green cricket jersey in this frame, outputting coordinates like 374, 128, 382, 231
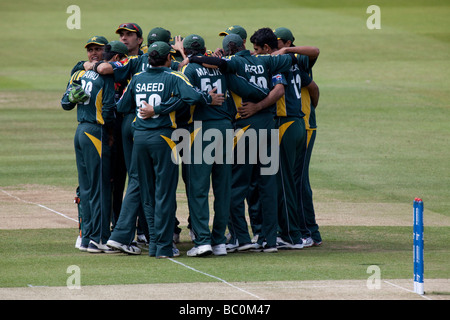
117, 66, 212, 130
181, 57, 233, 122
111, 53, 180, 83
297, 54, 317, 129
222, 50, 293, 115
62, 70, 116, 126
276, 54, 313, 118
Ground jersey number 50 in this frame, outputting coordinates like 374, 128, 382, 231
136, 93, 161, 119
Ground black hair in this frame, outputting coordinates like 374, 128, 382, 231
223, 41, 245, 56
184, 40, 206, 57
279, 38, 295, 47
250, 27, 278, 50
102, 44, 126, 61
148, 50, 169, 67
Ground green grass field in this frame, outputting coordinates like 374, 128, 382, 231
0, 0, 449, 297
0, 226, 449, 288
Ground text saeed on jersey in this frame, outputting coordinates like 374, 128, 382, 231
135, 83, 165, 92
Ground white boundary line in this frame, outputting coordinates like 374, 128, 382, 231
1, 188, 437, 300
168, 258, 263, 300
383, 280, 432, 300
0, 188, 78, 223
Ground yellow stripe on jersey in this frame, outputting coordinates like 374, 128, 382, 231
233, 124, 251, 149
188, 105, 195, 125
276, 96, 287, 117
160, 135, 178, 163
95, 88, 104, 125
190, 127, 201, 148
169, 111, 177, 129
84, 132, 102, 158
69, 70, 86, 85
278, 121, 295, 145
306, 128, 314, 148
170, 71, 193, 86
301, 87, 311, 130
230, 91, 242, 120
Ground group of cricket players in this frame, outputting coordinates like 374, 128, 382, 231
61, 22, 322, 259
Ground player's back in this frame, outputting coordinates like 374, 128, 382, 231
182, 61, 233, 122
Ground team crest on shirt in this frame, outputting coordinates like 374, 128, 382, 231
272, 73, 285, 86
112, 61, 123, 68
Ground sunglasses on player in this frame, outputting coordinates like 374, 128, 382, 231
118, 23, 142, 36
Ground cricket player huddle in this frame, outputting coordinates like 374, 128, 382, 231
61, 22, 322, 259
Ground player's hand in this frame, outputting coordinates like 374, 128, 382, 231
270, 47, 287, 56
208, 87, 225, 106
69, 85, 89, 104
83, 61, 95, 71
212, 48, 224, 58
238, 101, 261, 118
139, 101, 155, 119
172, 35, 184, 53
178, 57, 190, 71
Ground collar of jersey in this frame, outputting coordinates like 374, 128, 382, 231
146, 66, 172, 73
235, 50, 251, 57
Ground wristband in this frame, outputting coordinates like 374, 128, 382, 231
93, 60, 103, 73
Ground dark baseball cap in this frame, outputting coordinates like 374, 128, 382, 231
85, 36, 108, 48
106, 41, 128, 55
183, 34, 205, 50
222, 33, 243, 50
273, 27, 295, 43
147, 27, 171, 45
116, 23, 143, 38
148, 41, 171, 57
219, 25, 247, 40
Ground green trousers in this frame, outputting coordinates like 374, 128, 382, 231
108, 113, 148, 246
228, 113, 278, 247
108, 154, 142, 245
276, 117, 306, 244
110, 113, 127, 228
74, 122, 112, 246
133, 128, 178, 257
299, 129, 321, 242
187, 119, 233, 247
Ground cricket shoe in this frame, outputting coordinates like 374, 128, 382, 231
187, 244, 213, 257
87, 240, 120, 254
262, 245, 278, 253
136, 234, 148, 246
276, 237, 303, 250
212, 244, 227, 256
313, 240, 323, 247
225, 239, 239, 253
155, 243, 180, 259
238, 243, 261, 252
106, 239, 142, 255
173, 242, 180, 257
250, 243, 278, 253
249, 243, 263, 252
301, 237, 314, 248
